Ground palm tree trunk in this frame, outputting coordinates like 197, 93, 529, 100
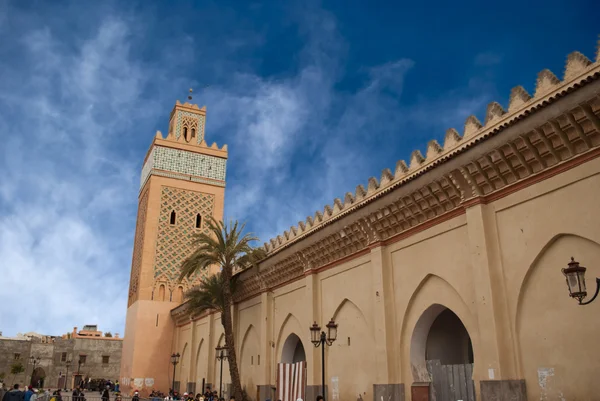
221, 268, 244, 401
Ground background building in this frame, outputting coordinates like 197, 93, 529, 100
0, 325, 122, 390
121, 40, 600, 401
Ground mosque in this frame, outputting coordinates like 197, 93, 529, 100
119, 38, 600, 401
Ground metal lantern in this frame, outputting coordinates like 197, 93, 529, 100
216, 346, 228, 359
326, 319, 338, 344
171, 352, 180, 364
310, 322, 322, 346
562, 257, 587, 303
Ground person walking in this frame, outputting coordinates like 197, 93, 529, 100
100, 386, 109, 401
2, 385, 25, 401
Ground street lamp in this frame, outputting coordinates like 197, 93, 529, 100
215, 346, 229, 401
29, 356, 40, 387
64, 360, 72, 390
310, 319, 338, 401
562, 257, 600, 305
170, 353, 180, 395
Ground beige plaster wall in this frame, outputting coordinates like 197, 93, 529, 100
121, 300, 177, 395
169, 155, 599, 401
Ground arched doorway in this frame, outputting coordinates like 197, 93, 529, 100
411, 304, 475, 401
277, 334, 306, 401
280, 334, 306, 364
31, 367, 46, 388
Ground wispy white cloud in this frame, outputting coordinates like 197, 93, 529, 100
0, 2, 497, 336
0, 6, 190, 336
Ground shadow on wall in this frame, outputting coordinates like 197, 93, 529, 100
517, 234, 600, 400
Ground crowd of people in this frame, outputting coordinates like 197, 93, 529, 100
1, 383, 321, 401
1, 384, 63, 401
152, 387, 234, 401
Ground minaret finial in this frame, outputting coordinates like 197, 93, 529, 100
188, 88, 193, 101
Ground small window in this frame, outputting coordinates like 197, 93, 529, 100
258, 355, 260, 365
170, 210, 177, 225
61, 352, 67, 362
14, 353, 20, 360
183, 127, 189, 141
102, 356, 109, 364
251, 356, 253, 366
79, 355, 87, 364
195, 214, 202, 229
191, 128, 196, 138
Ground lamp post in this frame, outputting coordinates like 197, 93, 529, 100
64, 360, 71, 390
310, 319, 338, 401
562, 257, 600, 305
29, 356, 40, 387
215, 346, 228, 401
170, 353, 180, 395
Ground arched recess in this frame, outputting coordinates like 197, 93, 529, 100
516, 234, 600, 400
274, 313, 307, 383
240, 325, 260, 394
179, 343, 189, 389
280, 334, 306, 364
275, 313, 305, 362
174, 286, 184, 303
214, 333, 231, 390
158, 284, 166, 302
327, 298, 375, 401
31, 367, 46, 387
399, 274, 478, 386
195, 339, 208, 388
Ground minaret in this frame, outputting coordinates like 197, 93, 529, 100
120, 99, 227, 395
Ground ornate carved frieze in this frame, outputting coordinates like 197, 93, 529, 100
234, 101, 600, 304
167, 41, 600, 314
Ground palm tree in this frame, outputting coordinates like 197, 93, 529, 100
180, 217, 265, 401
184, 273, 239, 316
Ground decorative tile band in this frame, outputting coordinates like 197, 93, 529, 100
140, 146, 227, 189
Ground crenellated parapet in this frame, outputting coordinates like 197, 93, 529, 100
140, 102, 228, 191
256, 37, 600, 260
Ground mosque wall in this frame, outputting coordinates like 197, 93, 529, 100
156, 43, 600, 401
171, 151, 600, 401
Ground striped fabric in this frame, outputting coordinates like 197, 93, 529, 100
276, 361, 306, 401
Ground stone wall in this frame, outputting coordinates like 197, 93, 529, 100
0, 336, 122, 390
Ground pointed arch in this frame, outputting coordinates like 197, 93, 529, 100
179, 342, 189, 387
327, 297, 375, 401
194, 338, 208, 386
399, 273, 477, 384
275, 313, 306, 364
240, 325, 260, 394
183, 127, 189, 141
170, 210, 177, 225
516, 232, 600, 321
515, 232, 600, 395
240, 324, 259, 358
331, 298, 369, 325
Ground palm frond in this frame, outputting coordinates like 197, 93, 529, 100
184, 272, 239, 314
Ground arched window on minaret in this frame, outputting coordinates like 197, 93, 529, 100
183, 127, 189, 141
195, 214, 202, 229
158, 285, 165, 302
191, 128, 196, 139
176, 286, 184, 303
170, 210, 177, 225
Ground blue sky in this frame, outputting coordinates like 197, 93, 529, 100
0, 0, 597, 337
